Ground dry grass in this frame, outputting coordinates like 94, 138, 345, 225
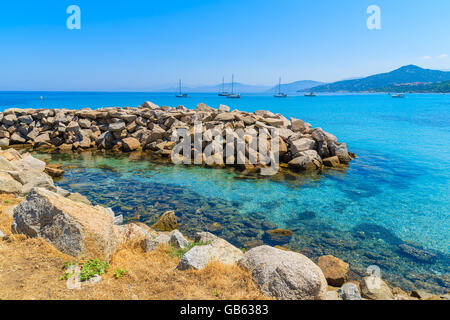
0, 194, 268, 300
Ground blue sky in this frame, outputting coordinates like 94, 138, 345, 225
1, 0, 449, 91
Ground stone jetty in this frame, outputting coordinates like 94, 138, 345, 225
0, 102, 355, 174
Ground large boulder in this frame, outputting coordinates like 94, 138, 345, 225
176, 232, 242, 270
317, 255, 349, 286
11, 188, 117, 260
291, 138, 316, 155
0, 171, 23, 193
121, 137, 140, 152
238, 245, 328, 300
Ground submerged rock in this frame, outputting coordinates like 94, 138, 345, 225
12, 188, 117, 260
152, 210, 178, 232
399, 244, 437, 263
238, 245, 328, 300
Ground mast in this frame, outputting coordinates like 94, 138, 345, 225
231, 74, 234, 94
278, 78, 281, 94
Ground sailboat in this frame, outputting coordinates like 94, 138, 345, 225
392, 93, 405, 98
175, 79, 188, 98
304, 92, 317, 97
274, 78, 287, 98
218, 77, 230, 96
226, 74, 241, 99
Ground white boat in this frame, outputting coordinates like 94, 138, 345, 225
274, 78, 287, 98
226, 74, 241, 99
176, 79, 188, 98
392, 93, 405, 98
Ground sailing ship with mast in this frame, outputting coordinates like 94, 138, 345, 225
218, 77, 230, 96
226, 74, 241, 99
274, 78, 287, 98
175, 79, 188, 98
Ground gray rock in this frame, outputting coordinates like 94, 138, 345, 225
142, 101, 159, 110
177, 232, 242, 270
326, 290, 342, 300
238, 245, 328, 300
399, 244, 436, 263
55, 186, 71, 197
169, 229, 189, 249
288, 150, 322, 171
291, 138, 316, 155
86, 275, 102, 285
290, 118, 311, 132
218, 104, 230, 112
12, 188, 117, 260
0, 171, 23, 194
337, 283, 362, 300
113, 214, 124, 225
3, 114, 17, 126
109, 122, 126, 132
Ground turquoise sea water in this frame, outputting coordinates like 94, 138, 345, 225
1, 91, 449, 293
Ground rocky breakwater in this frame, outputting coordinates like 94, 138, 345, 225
0, 102, 355, 175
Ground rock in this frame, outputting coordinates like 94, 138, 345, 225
45, 166, 65, 178
0, 155, 19, 171
10, 133, 26, 144
0, 171, 23, 194
291, 138, 316, 155
3, 114, 17, 126
337, 283, 362, 300
152, 210, 178, 232
410, 290, 436, 300
12, 188, 117, 260
196, 103, 214, 112
317, 255, 349, 286
290, 118, 311, 132
238, 245, 328, 300
0, 230, 5, 238
322, 156, 341, 168
113, 214, 123, 225
218, 104, 230, 112
108, 122, 126, 132
67, 192, 92, 205
331, 142, 351, 164
122, 137, 140, 152
55, 186, 71, 197
142, 101, 159, 110
399, 244, 437, 263
18, 154, 46, 172
326, 290, 342, 300
262, 228, 293, 245
288, 150, 322, 171
86, 274, 102, 285
360, 276, 394, 300
169, 229, 189, 249
0, 138, 9, 148
215, 113, 235, 121
141, 233, 170, 252
114, 223, 156, 246
177, 232, 243, 270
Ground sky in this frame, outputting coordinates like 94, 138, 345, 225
1, 0, 449, 91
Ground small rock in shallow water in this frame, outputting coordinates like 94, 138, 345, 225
152, 210, 178, 232
317, 255, 349, 287
337, 283, 361, 300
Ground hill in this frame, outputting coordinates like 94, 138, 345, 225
307, 65, 450, 92
266, 80, 325, 94
378, 80, 450, 93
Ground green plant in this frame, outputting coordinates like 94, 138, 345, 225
213, 289, 221, 297
241, 248, 247, 253
62, 261, 78, 270
167, 241, 211, 259
4, 200, 9, 204
79, 259, 109, 282
114, 268, 128, 279
59, 270, 75, 281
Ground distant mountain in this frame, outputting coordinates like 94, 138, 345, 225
307, 65, 450, 92
266, 80, 325, 94
378, 80, 450, 93
161, 82, 271, 93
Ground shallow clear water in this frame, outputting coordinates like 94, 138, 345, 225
2, 91, 449, 293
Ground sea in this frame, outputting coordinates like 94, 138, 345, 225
1, 91, 449, 293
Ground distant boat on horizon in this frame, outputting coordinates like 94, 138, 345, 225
304, 92, 317, 97
226, 74, 241, 99
392, 93, 405, 98
274, 78, 287, 98
176, 79, 188, 98
218, 77, 230, 96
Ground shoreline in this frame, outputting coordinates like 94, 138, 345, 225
0, 149, 446, 299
